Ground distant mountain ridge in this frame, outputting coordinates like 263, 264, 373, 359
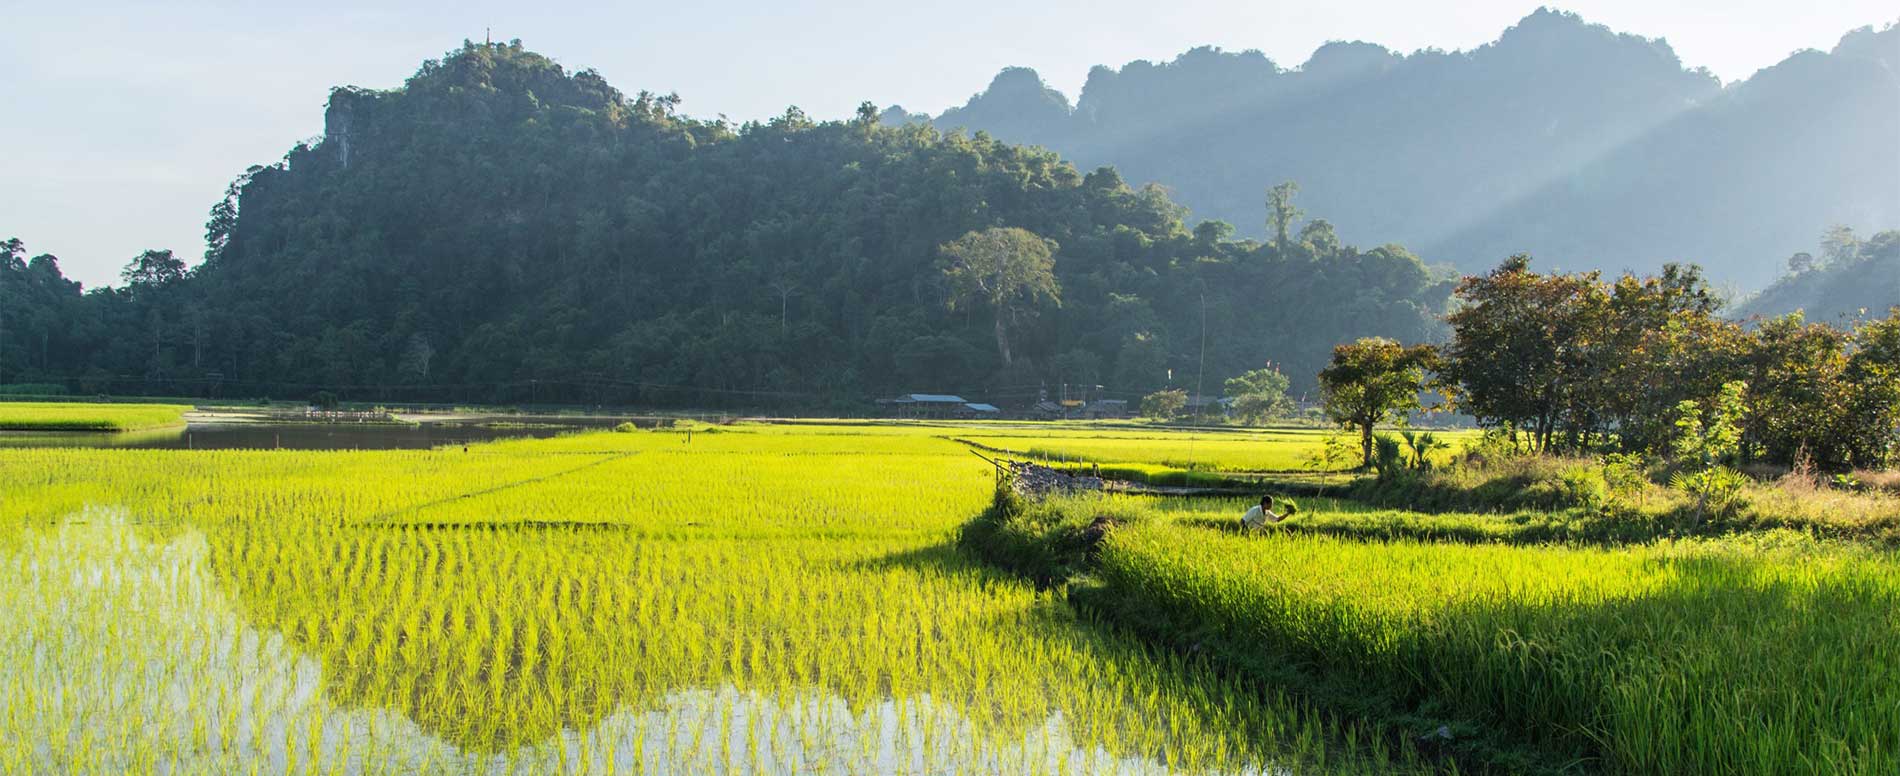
902, 8, 1900, 290
1738, 228, 1900, 324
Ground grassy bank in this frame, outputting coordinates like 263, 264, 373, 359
1349, 453, 1900, 544
0, 402, 191, 432
967, 489, 1900, 773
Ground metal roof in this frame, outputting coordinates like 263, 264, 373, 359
963, 403, 1000, 412
901, 393, 967, 403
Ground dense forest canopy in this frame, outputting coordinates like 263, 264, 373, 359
1, 41, 1451, 407
915, 9, 1900, 290
1738, 227, 1900, 324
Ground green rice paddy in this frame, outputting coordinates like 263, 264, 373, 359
3, 418, 1890, 774
0, 402, 191, 432
0, 427, 1417, 775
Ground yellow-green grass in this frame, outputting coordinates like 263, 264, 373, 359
0, 401, 191, 432
0, 429, 1421, 774
1080, 497, 1900, 774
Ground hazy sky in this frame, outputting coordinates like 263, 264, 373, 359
6, 1, 1895, 287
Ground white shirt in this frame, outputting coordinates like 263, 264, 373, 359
1242, 504, 1282, 528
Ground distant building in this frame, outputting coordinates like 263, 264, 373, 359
1084, 399, 1129, 419
877, 393, 983, 418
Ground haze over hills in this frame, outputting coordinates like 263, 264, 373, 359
1737, 227, 1900, 325
905, 8, 1900, 291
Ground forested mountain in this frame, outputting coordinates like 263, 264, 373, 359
1738, 227, 1900, 324
0, 42, 1450, 406
917, 9, 1900, 290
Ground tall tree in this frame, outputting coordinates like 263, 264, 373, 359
121, 249, 187, 289
1265, 181, 1302, 253
1317, 337, 1437, 468
0, 238, 19, 385
938, 227, 1060, 367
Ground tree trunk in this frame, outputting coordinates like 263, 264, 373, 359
993, 314, 1012, 366
1360, 420, 1375, 470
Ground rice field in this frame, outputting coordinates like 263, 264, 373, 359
10, 417, 1892, 774
1049, 492, 1900, 774
0, 402, 191, 432
0, 426, 1421, 775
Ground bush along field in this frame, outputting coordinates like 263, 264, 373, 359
954, 427, 1473, 474
0, 427, 1431, 775
965, 434, 1900, 774
0, 401, 191, 432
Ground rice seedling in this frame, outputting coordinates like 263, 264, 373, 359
0, 427, 1420, 774
1080, 501, 1900, 774
0, 401, 190, 432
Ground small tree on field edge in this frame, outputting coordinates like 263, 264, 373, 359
1317, 337, 1437, 469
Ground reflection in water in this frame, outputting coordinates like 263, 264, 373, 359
1, 515, 1281, 775
0, 420, 631, 451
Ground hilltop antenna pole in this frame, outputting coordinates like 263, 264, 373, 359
485, 27, 491, 46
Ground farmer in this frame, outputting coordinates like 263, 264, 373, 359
1241, 495, 1283, 530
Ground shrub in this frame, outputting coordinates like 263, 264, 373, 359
1139, 389, 1187, 420
1601, 453, 1651, 508
1372, 434, 1407, 480
1671, 466, 1750, 521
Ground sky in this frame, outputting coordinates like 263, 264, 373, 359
5, 0, 1895, 288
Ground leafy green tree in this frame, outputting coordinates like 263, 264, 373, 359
1222, 365, 1292, 424
1843, 309, 1900, 469
1820, 224, 1860, 269
1297, 218, 1340, 257
1192, 220, 1235, 248
1141, 388, 1187, 420
0, 238, 18, 385
1265, 181, 1302, 253
1440, 255, 1739, 456
1668, 381, 1751, 519
1786, 251, 1815, 276
1317, 337, 1437, 468
1671, 381, 1748, 471
1440, 255, 1609, 453
938, 227, 1060, 367
1741, 313, 1856, 469
120, 249, 187, 289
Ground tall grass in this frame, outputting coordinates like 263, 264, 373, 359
1090, 518, 1900, 774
